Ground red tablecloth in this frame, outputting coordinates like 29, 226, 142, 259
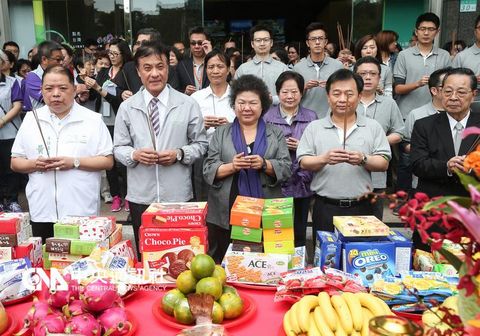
5, 286, 291, 335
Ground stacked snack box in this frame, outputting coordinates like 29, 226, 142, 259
43, 216, 120, 269
332, 215, 409, 287
0, 213, 40, 265
224, 196, 305, 285
139, 202, 208, 283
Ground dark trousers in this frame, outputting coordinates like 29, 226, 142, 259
106, 126, 127, 198
293, 196, 311, 247
128, 201, 149, 260
31, 221, 54, 243
396, 143, 412, 194
192, 156, 208, 202
0, 139, 20, 203
312, 195, 374, 246
372, 188, 385, 221
207, 222, 231, 264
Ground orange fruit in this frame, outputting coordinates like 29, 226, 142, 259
212, 301, 224, 324
190, 254, 215, 280
219, 292, 244, 319
174, 297, 194, 325
195, 277, 223, 300
212, 265, 227, 286
176, 270, 197, 294
162, 288, 185, 316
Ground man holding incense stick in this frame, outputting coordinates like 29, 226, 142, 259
11, 65, 113, 241
297, 69, 390, 243
113, 41, 207, 256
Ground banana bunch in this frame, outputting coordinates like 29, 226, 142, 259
283, 292, 392, 336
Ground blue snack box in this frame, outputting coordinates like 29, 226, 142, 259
342, 240, 396, 287
314, 231, 341, 270
386, 230, 413, 275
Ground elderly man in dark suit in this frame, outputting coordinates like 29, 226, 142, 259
411, 67, 480, 198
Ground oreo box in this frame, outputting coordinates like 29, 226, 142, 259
314, 231, 341, 270
387, 230, 413, 275
342, 240, 396, 287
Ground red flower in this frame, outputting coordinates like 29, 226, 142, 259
457, 274, 476, 296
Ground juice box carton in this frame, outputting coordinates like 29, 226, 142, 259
230, 225, 262, 243
314, 231, 341, 270
45, 238, 71, 253
222, 244, 289, 285
0, 227, 30, 247
141, 202, 208, 228
263, 227, 294, 242
54, 223, 80, 239
386, 230, 413, 275
342, 240, 396, 286
263, 240, 295, 254
232, 240, 263, 253
289, 246, 307, 270
333, 216, 390, 238
79, 217, 113, 241
27, 237, 42, 266
140, 226, 207, 283
0, 247, 14, 261
262, 198, 294, 229
0, 217, 21, 234
0, 212, 30, 230
70, 239, 109, 256
230, 196, 264, 229
109, 224, 123, 248
14, 243, 33, 262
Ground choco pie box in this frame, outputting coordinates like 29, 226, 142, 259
230, 196, 264, 229
141, 202, 207, 228
140, 226, 207, 282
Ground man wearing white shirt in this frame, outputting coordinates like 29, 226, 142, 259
11, 65, 113, 241
191, 50, 235, 201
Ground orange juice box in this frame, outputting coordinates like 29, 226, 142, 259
261, 197, 294, 229
230, 225, 262, 243
230, 196, 264, 228
263, 240, 295, 254
141, 202, 207, 228
263, 227, 294, 242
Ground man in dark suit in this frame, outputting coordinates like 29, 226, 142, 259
175, 26, 212, 95
411, 67, 479, 198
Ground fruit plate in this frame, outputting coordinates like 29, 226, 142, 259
2, 291, 35, 306
152, 292, 256, 330
229, 282, 277, 291
1, 313, 18, 336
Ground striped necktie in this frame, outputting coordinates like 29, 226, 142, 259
149, 97, 160, 135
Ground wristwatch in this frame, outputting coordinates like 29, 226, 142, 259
261, 158, 267, 171
73, 158, 80, 169
360, 153, 368, 166
176, 148, 184, 163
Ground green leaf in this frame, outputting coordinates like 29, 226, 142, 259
435, 247, 463, 271
456, 171, 480, 190
423, 196, 471, 213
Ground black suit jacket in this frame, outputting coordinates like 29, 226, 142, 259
175, 58, 210, 93
411, 111, 480, 197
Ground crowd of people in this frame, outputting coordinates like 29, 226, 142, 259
0, 12, 479, 258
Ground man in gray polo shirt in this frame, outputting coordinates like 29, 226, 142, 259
297, 69, 390, 240
394, 12, 451, 119
234, 24, 288, 102
293, 22, 343, 119
453, 14, 480, 113
353, 56, 404, 220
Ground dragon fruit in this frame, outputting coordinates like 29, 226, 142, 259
32, 313, 66, 336
62, 299, 87, 318
64, 273, 82, 299
15, 297, 52, 334
98, 307, 132, 336
64, 313, 101, 335
82, 278, 120, 312
48, 287, 74, 308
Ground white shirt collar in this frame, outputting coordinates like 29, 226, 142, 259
205, 84, 230, 100
447, 111, 470, 132
143, 85, 170, 108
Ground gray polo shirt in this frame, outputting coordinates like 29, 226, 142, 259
357, 95, 404, 188
453, 43, 480, 102
297, 113, 391, 198
394, 45, 451, 119
380, 64, 393, 97
234, 55, 288, 96
403, 102, 440, 142
293, 55, 344, 119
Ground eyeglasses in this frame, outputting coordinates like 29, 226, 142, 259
279, 89, 300, 96
443, 88, 473, 98
307, 36, 327, 43
416, 27, 437, 32
190, 40, 204, 46
253, 38, 271, 44
357, 71, 379, 78
108, 51, 120, 57
48, 57, 65, 63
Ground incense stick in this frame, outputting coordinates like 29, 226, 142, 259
466, 135, 480, 155
450, 30, 457, 56
32, 107, 50, 158
343, 97, 349, 150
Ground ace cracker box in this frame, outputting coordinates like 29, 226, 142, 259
230, 196, 264, 229
140, 226, 207, 283
342, 240, 396, 286
141, 202, 207, 228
